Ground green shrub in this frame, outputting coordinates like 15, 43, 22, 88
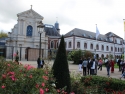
52, 36, 71, 93
81, 76, 125, 92
0, 61, 58, 94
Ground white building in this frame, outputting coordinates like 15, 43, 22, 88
4, 7, 124, 60
6, 8, 60, 60
64, 28, 124, 59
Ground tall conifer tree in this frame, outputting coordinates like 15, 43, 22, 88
52, 35, 71, 93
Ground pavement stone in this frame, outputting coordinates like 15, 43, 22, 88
7, 59, 124, 80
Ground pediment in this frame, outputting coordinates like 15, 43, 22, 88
17, 9, 43, 19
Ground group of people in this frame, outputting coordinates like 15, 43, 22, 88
78, 57, 119, 77
37, 57, 44, 68
79, 58, 98, 76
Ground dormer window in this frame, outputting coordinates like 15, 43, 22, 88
83, 34, 86, 37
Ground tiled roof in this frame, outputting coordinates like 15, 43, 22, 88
64, 28, 122, 42
44, 24, 60, 36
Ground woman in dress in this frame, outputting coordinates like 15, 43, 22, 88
111, 59, 115, 73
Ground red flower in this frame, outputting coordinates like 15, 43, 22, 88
42, 82, 45, 87
42, 76, 48, 80
45, 88, 49, 92
40, 88, 44, 94
29, 74, 32, 78
57, 89, 60, 93
35, 84, 39, 88
2, 74, 6, 79
7, 64, 10, 67
1, 85, 5, 89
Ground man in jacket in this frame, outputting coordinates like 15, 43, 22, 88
82, 58, 88, 76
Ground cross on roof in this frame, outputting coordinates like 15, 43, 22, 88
31, 5, 32, 9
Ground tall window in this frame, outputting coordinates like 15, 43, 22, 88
120, 48, 122, 52
90, 44, 93, 49
106, 46, 109, 51
26, 25, 33, 36
84, 43, 87, 49
68, 41, 71, 48
77, 42, 80, 48
51, 41, 54, 48
96, 44, 99, 50
115, 47, 117, 52
101, 45, 104, 51
118, 48, 119, 52
111, 47, 113, 51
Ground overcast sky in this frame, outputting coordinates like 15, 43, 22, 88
0, 0, 125, 38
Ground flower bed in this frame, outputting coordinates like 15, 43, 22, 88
0, 60, 59, 94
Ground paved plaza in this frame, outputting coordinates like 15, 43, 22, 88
14, 60, 124, 80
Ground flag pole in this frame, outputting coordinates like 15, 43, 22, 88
95, 24, 97, 59
123, 19, 125, 61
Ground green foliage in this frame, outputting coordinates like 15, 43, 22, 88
0, 60, 58, 94
67, 50, 93, 64
0, 30, 8, 38
83, 50, 94, 59
81, 76, 125, 93
52, 36, 71, 93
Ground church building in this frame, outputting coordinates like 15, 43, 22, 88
6, 7, 60, 60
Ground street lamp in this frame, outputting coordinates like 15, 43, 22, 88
37, 21, 45, 58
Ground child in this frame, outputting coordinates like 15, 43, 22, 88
120, 71, 125, 79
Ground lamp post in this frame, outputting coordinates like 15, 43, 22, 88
37, 21, 45, 58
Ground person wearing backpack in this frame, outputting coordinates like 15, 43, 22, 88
106, 59, 111, 77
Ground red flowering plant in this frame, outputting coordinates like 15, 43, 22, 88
0, 60, 59, 94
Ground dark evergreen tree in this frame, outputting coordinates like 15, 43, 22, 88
52, 35, 71, 93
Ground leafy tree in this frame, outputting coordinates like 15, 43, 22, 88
83, 50, 94, 59
52, 36, 71, 93
67, 50, 93, 64
0, 30, 8, 38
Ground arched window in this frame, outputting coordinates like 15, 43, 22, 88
26, 25, 33, 36
68, 41, 71, 48
111, 47, 113, 51
101, 45, 104, 51
101, 54, 104, 58
115, 40, 117, 43
106, 46, 109, 51
51, 41, 54, 48
84, 43, 87, 49
115, 47, 117, 52
96, 44, 99, 50
90, 44, 93, 49
120, 48, 122, 52
77, 42, 80, 48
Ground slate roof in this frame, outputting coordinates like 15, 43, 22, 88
64, 28, 122, 42
44, 24, 61, 37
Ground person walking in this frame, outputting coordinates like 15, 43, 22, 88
117, 58, 121, 72
111, 59, 115, 73
78, 58, 83, 73
37, 57, 41, 68
87, 57, 91, 75
106, 59, 111, 77
41, 58, 45, 68
82, 58, 88, 76
91, 59, 96, 75
98, 58, 103, 71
